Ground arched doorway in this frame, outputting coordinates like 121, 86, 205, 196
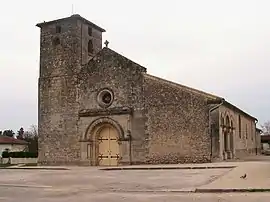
225, 115, 231, 159
82, 117, 125, 166
222, 115, 234, 160
97, 125, 120, 166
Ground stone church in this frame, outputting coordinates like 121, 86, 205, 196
37, 14, 261, 166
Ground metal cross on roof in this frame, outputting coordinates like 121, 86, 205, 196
104, 40, 109, 48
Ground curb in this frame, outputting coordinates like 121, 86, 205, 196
103, 189, 196, 193
0, 167, 69, 170
0, 184, 52, 189
195, 188, 270, 193
100, 166, 236, 171
112, 188, 270, 193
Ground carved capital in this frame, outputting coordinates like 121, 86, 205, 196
79, 138, 93, 144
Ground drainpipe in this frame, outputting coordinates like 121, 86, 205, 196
209, 98, 225, 160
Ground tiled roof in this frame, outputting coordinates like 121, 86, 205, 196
0, 136, 28, 145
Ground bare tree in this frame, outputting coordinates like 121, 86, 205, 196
24, 125, 38, 139
30, 125, 38, 136
261, 121, 270, 135
23, 125, 38, 153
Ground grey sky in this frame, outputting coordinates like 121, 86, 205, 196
0, 0, 269, 131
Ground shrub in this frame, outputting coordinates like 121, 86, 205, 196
2, 151, 38, 158
2, 151, 9, 158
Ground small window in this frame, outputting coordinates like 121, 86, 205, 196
88, 40, 93, 54
238, 115, 241, 138
56, 25, 61, 33
102, 92, 112, 104
88, 27, 92, 36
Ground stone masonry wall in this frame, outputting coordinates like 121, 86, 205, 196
38, 17, 99, 165
143, 75, 212, 164
81, 22, 103, 64
210, 108, 220, 160
77, 48, 147, 164
218, 105, 258, 160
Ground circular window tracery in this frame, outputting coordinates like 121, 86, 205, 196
97, 89, 114, 108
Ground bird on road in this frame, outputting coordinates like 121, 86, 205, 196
240, 174, 247, 179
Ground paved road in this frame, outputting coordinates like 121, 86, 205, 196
1, 162, 270, 201
0, 168, 229, 192
0, 167, 229, 201
199, 161, 270, 191
1, 187, 270, 202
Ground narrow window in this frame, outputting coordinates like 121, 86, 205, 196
56, 25, 61, 33
238, 115, 241, 138
88, 40, 93, 54
251, 121, 253, 141
246, 124, 248, 139
221, 117, 224, 126
88, 27, 92, 36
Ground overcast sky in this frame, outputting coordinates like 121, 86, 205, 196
0, 0, 269, 131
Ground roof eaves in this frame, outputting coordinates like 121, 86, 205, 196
223, 100, 257, 121
36, 14, 106, 32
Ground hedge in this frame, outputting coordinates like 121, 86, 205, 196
2, 151, 38, 158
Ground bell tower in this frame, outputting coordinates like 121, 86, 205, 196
36, 14, 106, 77
36, 14, 106, 164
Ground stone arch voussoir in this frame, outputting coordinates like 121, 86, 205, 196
84, 117, 124, 140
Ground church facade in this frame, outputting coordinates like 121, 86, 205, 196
37, 14, 260, 166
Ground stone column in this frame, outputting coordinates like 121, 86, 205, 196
80, 140, 93, 165
220, 126, 224, 160
227, 132, 231, 159
230, 128, 235, 159
223, 128, 228, 160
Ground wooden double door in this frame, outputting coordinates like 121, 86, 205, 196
97, 126, 120, 166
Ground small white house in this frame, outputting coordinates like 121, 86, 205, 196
0, 136, 28, 157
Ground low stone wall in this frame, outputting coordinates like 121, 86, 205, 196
1, 158, 38, 165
